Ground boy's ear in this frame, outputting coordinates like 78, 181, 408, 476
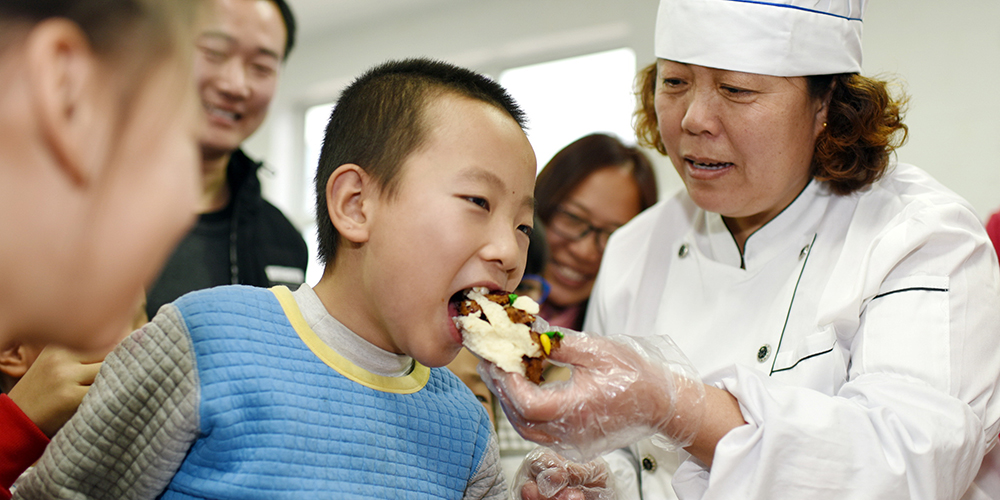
326, 164, 374, 244
26, 18, 106, 187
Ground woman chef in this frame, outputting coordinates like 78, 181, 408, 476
486, 0, 1000, 498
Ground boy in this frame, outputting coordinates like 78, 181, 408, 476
15, 58, 536, 499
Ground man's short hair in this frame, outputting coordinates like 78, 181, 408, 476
314, 58, 527, 265
268, 0, 296, 59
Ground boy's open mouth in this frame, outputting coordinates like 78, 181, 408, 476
449, 287, 507, 319
448, 291, 465, 318
449, 287, 554, 384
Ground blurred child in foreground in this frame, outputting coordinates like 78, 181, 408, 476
0, 0, 202, 498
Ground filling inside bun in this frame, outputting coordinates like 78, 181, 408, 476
452, 287, 562, 383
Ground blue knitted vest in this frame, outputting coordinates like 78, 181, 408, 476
161, 285, 493, 499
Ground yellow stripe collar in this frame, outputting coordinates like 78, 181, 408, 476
270, 286, 430, 394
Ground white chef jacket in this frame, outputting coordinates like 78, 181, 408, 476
585, 163, 1000, 500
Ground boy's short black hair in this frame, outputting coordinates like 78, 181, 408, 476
314, 58, 527, 266
267, 0, 296, 59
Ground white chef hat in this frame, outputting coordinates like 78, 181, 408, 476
655, 0, 868, 77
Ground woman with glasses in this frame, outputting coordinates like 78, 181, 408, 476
533, 133, 658, 330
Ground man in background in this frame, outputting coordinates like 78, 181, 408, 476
146, 0, 308, 318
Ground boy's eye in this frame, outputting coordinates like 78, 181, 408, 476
464, 196, 490, 211
517, 225, 533, 237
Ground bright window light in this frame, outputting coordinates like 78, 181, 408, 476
499, 47, 638, 172
302, 103, 333, 286
303, 103, 334, 217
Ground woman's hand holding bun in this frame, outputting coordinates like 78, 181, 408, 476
481, 328, 706, 462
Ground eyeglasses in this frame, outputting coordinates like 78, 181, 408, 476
547, 206, 621, 252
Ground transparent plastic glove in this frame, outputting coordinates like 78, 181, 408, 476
481, 318, 705, 461
513, 446, 617, 500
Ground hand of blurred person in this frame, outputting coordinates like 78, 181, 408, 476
515, 447, 617, 500
482, 325, 706, 462
6, 345, 109, 437
2, 293, 143, 438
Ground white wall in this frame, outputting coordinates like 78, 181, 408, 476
245, 0, 1000, 231
863, 0, 1000, 220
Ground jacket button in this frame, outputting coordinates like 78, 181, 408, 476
678, 244, 689, 258
757, 344, 771, 363
641, 455, 657, 472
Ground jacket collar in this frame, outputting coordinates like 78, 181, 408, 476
225, 148, 262, 198
698, 179, 833, 271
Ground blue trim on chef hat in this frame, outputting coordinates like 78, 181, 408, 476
655, 0, 868, 77
730, 0, 863, 21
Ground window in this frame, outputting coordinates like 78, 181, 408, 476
301, 103, 333, 285
303, 103, 334, 218
498, 47, 638, 171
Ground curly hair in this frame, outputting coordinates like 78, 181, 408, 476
808, 74, 908, 194
634, 63, 665, 155
633, 63, 909, 195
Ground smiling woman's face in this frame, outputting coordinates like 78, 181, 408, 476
654, 59, 827, 237
542, 165, 642, 309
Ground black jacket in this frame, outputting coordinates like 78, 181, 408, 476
146, 149, 309, 318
